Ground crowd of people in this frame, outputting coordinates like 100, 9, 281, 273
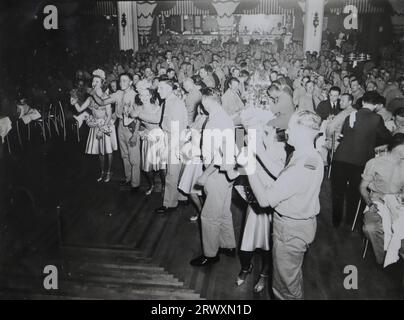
3, 34, 404, 300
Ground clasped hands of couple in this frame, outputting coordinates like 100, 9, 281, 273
196, 110, 270, 188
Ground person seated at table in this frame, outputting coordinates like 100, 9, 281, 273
297, 80, 316, 112
316, 86, 341, 121
221, 77, 245, 123
293, 76, 310, 107
277, 77, 293, 98
325, 93, 355, 151
16, 98, 41, 124
166, 68, 178, 83
350, 78, 365, 106
390, 107, 404, 134
266, 84, 295, 130
199, 66, 216, 89
0, 114, 12, 146
360, 133, 404, 265
375, 94, 393, 125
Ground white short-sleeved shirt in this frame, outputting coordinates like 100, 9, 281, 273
202, 107, 236, 167
362, 154, 404, 201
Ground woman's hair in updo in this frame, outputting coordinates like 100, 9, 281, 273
387, 133, 404, 152
135, 88, 159, 106
92, 75, 108, 92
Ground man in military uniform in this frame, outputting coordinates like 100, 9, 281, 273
247, 111, 324, 300
190, 88, 237, 267
155, 77, 189, 214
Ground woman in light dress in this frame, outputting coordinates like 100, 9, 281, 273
178, 107, 207, 221
136, 87, 167, 195
70, 69, 117, 182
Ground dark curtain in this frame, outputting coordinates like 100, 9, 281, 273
359, 13, 394, 58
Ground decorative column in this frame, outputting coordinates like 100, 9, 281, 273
212, 0, 240, 35
303, 0, 325, 53
180, 15, 184, 33
137, 1, 157, 47
117, 1, 139, 51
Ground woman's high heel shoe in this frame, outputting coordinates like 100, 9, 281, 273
104, 171, 112, 183
235, 264, 253, 287
97, 171, 105, 182
145, 184, 154, 196
253, 273, 268, 293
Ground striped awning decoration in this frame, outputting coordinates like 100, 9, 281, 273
79, 0, 395, 17
235, 0, 294, 15
159, 0, 293, 16
329, 0, 386, 14
82, 1, 117, 16
160, 0, 211, 16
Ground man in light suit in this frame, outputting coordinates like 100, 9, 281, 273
267, 84, 295, 130
190, 88, 237, 267
155, 77, 189, 214
221, 77, 245, 123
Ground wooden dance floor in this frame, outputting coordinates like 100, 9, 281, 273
0, 135, 403, 300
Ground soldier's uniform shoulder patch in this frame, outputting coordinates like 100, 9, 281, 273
304, 156, 319, 170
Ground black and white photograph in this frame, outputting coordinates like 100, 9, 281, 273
1, 0, 404, 304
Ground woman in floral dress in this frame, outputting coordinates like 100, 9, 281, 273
70, 69, 117, 182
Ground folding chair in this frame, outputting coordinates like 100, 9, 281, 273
362, 238, 369, 259
28, 117, 47, 142
56, 101, 67, 141
4, 134, 12, 154
16, 119, 23, 147
327, 133, 335, 179
47, 103, 60, 137
351, 198, 370, 259
351, 198, 362, 232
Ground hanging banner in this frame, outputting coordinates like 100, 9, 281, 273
117, 1, 139, 51
212, 0, 240, 34
137, 1, 157, 36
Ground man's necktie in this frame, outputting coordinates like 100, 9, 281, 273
159, 101, 166, 129
199, 116, 209, 151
